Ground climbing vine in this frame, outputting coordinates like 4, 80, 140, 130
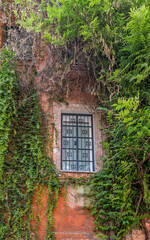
0, 48, 17, 182
0, 48, 60, 239
86, 98, 150, 239
0, 0, 150, 239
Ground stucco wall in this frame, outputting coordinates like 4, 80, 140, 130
38, 91, 150, 240
34, 90, 103, 239
0, 13, 149, 240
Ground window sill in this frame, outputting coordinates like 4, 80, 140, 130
59, 170, 96, 174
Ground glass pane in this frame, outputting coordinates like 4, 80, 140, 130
78, 127, 92, 138
78, 115, 91, 126
78, 150, 92, 161
62, 115, 76, 126
62, 161, 77, 171
69, 115, 76, 125
62, 149, 77, 161
70, 161, 77, 171
78, 162, 91, 171
62, 126, 76, 137
78, 138, 92, 150
62, 137, 77, 149
62, 161, 69, 171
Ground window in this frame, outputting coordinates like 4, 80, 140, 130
61, 114, 94, 172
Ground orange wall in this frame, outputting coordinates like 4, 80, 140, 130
0, 17, 149, 240
31, 185, 96, 240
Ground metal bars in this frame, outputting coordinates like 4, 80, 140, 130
61, 114, 94, 172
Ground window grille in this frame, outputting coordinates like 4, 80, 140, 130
61, 114, 94, 172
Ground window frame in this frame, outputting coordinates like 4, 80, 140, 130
61, 113, 95, 172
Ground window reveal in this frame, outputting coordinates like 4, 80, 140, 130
61, 114, 94, 172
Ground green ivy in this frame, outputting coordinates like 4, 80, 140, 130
0, 48, 17, 183
1, 0, 150, 239
0, 48, 60, 239
87, 98, 150, 239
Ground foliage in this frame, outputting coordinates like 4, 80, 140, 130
0, 49, 17, 182
0, 0, 150, 239
13, 0, 150, 101
13, 0, 135, 101
113, 4, 150, 105
87, 98, 150, 239
0, 48, 60, 239
86, 3, 150, 239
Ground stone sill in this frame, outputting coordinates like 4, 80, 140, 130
60, 170, 96, 174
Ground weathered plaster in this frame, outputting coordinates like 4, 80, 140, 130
54, 187, 98, 240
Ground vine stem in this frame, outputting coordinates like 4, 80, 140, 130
135, 192, 142, 217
